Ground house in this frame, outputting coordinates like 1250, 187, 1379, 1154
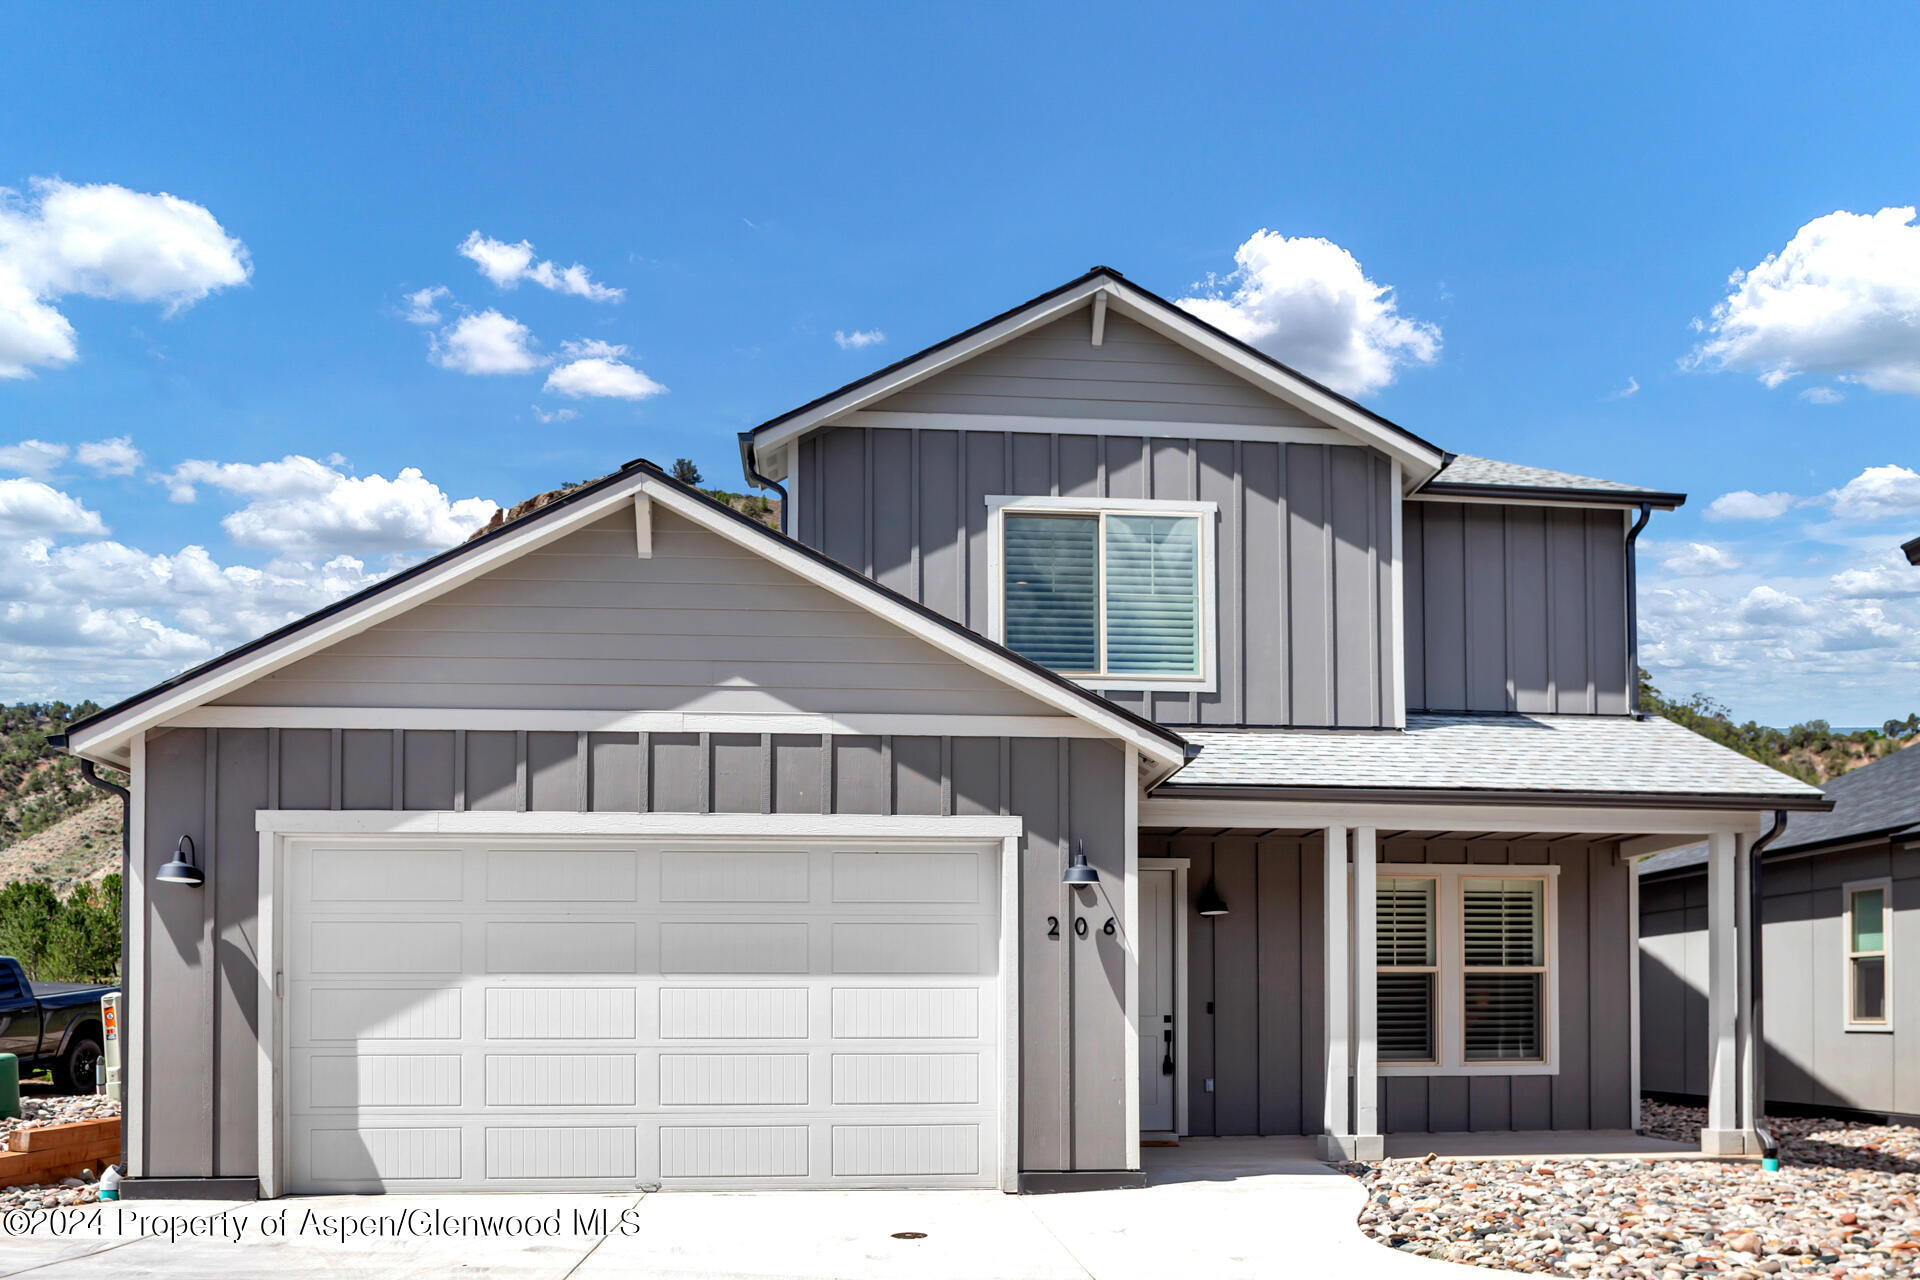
56, 267, 1829, 1200
1640, 742, 1920, 1124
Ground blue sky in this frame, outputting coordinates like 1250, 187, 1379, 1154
3, 3, 1917, 724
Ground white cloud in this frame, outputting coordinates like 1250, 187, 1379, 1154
543, 339, 666, 400
530, 404, 577, 424
403, 285, 449, 326
1689, 206, 1920, 395
1606, 376, 1641, 400
1828, 464, 1920, 520
76, 435, 142, 476
161, 453, 497, 556
458, 232, 622, 302
1658, 542, 1742, 575
433, 308, 540, 374
0, 177, 249, 377
0, 438, 70, 478
1176, 228, 1440, 396
1799, 386, 1844, 405
834, 328, 885, 350
0, 478, 107, 537
1705, 489, 1796, 521
1831, 554, 1920, 599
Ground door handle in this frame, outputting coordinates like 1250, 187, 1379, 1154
1161, 1027, 1174, 1076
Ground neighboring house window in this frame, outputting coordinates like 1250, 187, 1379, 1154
1845, 878, 1892, 1031
987, 497, 1217, 691
1378, 877, 1438, 1062
1375, 867, 1557, 1074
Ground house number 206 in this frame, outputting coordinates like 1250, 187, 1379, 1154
1045, 916, 1114, 939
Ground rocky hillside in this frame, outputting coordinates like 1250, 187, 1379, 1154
1639, 671, 1919, 786
0, 704, 121, 889
0, 802, 119, 890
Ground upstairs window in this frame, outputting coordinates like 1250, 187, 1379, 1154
1846, 879, 1892, 1031
990, 497, 1215, 690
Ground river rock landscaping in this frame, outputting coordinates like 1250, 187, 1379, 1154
0, 1093, 118, 1209
1344, 1102, 1920, 1278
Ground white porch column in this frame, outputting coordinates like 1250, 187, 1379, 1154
1319, 825, 1352, 1160
1702, 829, 1749, 1154
1351, 827, 1382, 1158
1735, 833, 1760, 1146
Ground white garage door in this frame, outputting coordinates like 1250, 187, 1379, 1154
282, 838, 1002, 1192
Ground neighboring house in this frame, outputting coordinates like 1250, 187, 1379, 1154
57, 267, 1828, 1200
1641, 743, 1920, 1124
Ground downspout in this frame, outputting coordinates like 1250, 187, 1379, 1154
738, 432, 790, 537
1749, 809, 1789, 1170
1626, 502, 1653, 714
77, 758, 129, 1164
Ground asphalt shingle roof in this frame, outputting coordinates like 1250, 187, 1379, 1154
1168, 714, 1828, 804
1769, 743, 1920, 853
1423, 455, 1685, 507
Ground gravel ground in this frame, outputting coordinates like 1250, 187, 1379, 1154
1344, 1102, 1920, 1278
0, 1092, 119, 1210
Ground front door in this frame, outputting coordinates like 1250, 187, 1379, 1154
1138, 868, 1176, 1134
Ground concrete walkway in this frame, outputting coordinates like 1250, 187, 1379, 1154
0, 1141, 1497, 1279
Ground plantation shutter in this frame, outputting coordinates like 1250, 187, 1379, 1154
1102, 515, 1199, 675
1462, 879, 1544, 1061
1376, 878, 1435, 1062
1003, 515, 1098, 671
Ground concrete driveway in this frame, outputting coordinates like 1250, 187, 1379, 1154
0, 1140, 1492, 1279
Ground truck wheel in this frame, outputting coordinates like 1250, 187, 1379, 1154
52, 1029, 103, 1095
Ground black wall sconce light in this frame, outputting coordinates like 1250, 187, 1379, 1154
1062, 840, 1100, 886
157, 835, 204, 886
1195, 878, 1229, 917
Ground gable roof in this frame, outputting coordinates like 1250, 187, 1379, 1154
55, 460, 1190, 773
1419, 455, 1686, 509
738, 267, 1450, 484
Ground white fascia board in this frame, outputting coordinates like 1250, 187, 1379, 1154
637, 477, 1187, 772
168, 707, 1105, 737
1407, 492, 1656, 513
64, 472, 658, 766
1139, 796, 1769, 836
256, 810, 1026, 838
745, 274, 1447, 483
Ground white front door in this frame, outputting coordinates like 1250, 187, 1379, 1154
281, 836, 1002, 1192
1138, 868, 1176, 1134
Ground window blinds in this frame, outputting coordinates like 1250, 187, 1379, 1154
1462, 879, 1544, 1061
1000, 510, 1201, 678
1377, 878, 1435, 1062
1003, 515, 1098, 671
1102, 515, 1199, 675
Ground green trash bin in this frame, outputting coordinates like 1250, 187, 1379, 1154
0, 1053, 18, 1122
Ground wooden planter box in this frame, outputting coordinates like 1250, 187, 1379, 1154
0, 1118, 121, 1189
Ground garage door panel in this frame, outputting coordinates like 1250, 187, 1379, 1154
661, 920, 808, 973
486, 921, 637, 973
485, 1126, 636, 1180
487, 849, 638, 902
659, 1125, 809, 1178
312, 920, 461, 974
285, 838, 1001, 1192
659, 1053, 809, 1105
660, 850, 811, 902
309, 986, 463, 1041
310, 848, 463, 902
308, 1053, 463, 1108
832, 922, 980, 974
485, 1054, 638, 1106
660, 987, 809, 1038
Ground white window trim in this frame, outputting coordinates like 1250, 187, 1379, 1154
1375, 863, 1561, 1078
1843, 876, 1894, 1033
984, 495, 1219, 694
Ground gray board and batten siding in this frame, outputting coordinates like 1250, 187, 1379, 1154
1403, 499, 1632, 715
1142, 831, 1635, 1135
212, 506, 1062, 717
141, 727, 1129, 1183
1640, 844, 1920, 1119
794, 408, 1398, 728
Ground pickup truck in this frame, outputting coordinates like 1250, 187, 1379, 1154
0, 957, 114, 1093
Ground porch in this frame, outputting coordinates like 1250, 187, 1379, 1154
1136, 801, 1778, 1162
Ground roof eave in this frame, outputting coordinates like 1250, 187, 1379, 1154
1147, 783, 1833, 812
1904, 534, 1920, 566
1417, 482, 1687, 510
